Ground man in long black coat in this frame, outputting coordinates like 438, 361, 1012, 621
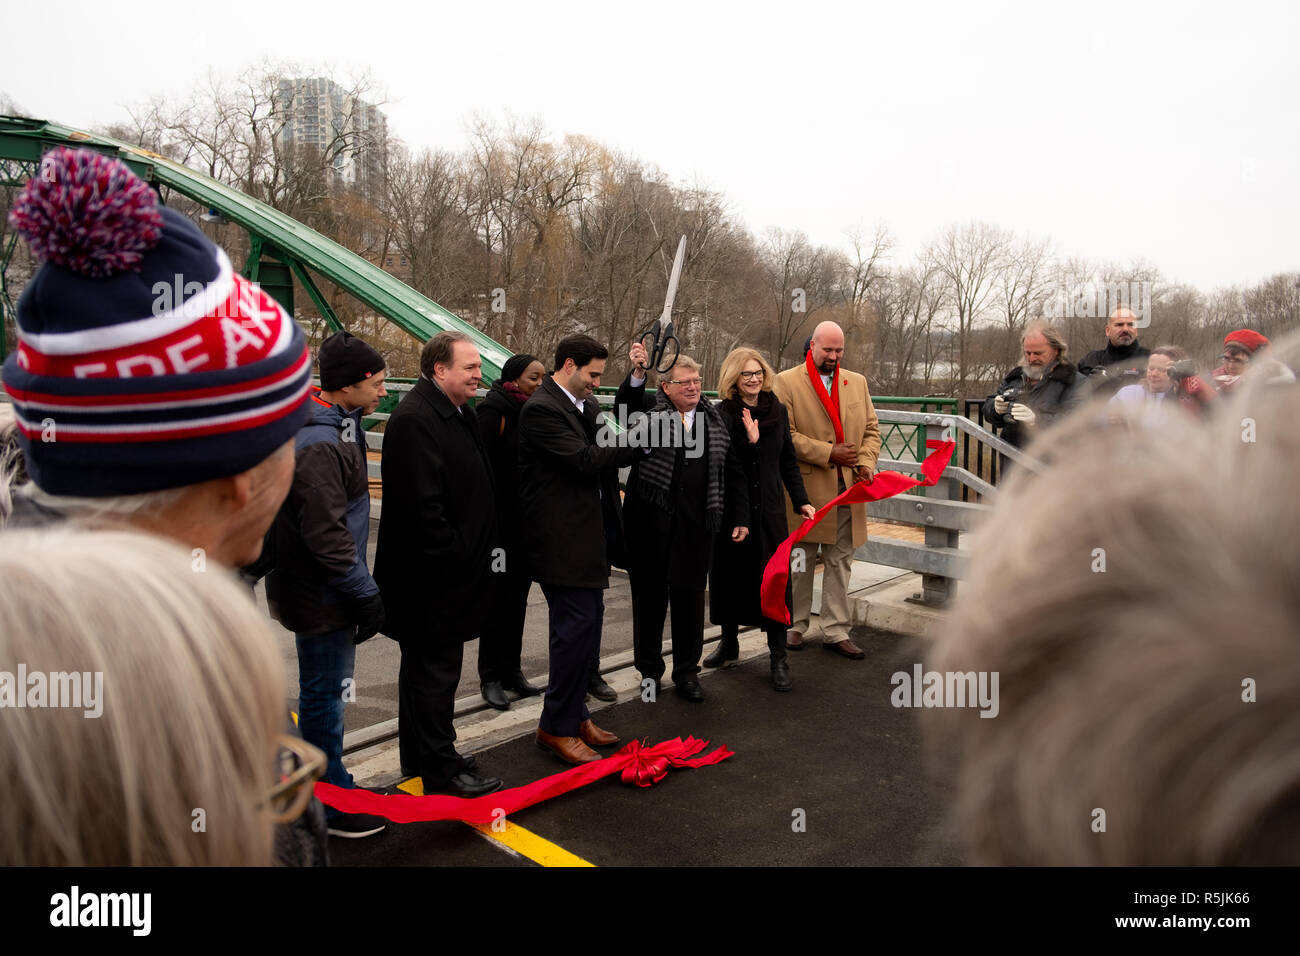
373, 332, 503, 797
617, 342, 749, 704
518, 335, 639, 764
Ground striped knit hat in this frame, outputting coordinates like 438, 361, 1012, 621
2, 147, 312, 496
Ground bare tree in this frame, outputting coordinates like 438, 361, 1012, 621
924, 221, 1014, 394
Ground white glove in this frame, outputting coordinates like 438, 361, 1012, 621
992, 395, 1009, 415
1009, 403, 1036, 425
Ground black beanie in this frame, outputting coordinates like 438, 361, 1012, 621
319, 331, 385, 390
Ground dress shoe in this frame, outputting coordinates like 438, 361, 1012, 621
587, 674, 618, 702
703, 636, 739, 668
578, 719, 619, 747
505, 669, 543, 697
481, 680, 510, 711
674, 678, 705, 703
787, 630, 805, 651
823, 638, 866, 660
435, 772, 504, 798
770, 657, 793, 692
535, 727, 601, 764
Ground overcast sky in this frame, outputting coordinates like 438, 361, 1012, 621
4, 0, 1296, 289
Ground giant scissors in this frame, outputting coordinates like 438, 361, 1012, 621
637, 235, 686, 374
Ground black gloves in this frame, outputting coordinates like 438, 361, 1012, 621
350, 593, 386, 645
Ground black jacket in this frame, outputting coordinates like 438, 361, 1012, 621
517, 376, 637, 590
267, 390, 378, 635
710, 393, 810, 625
476, 381, 526, 529
1078, 341, 1151, 396
373, 377, 496, 641
982, 361, 1086, 448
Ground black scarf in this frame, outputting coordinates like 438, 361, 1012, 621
634, 394, 730, 532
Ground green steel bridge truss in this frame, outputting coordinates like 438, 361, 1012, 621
0, 115, 511, 382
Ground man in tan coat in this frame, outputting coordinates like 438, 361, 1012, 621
772, 321, 881, 659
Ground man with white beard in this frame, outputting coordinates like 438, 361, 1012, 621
982, 323, 1086, 449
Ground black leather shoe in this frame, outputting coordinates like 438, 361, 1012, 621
770, 658, 792, 692
588, 674, 618, 702
436, 772, 503, 798
506, 669, 544, 697
674, 679, 704, 703
481, 681, 509, 711
703, 637, 739, 668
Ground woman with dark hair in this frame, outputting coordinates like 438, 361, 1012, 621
475, 353, 547, 709
706, 347, 816, 691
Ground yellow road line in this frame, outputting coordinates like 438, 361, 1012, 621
397, 777, 595, 867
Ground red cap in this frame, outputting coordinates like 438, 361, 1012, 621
1224, 329, 1269, 354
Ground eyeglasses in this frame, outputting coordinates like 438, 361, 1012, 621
667, 378, 702, 388
738, 370, 765, 380
264, 733, 327, 824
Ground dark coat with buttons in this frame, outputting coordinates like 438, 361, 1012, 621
517, 376, 638, 591
710, 392, 810, 626
373, 377, 496, 642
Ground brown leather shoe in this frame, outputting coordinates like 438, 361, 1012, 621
823, 638, 866, 660
787, 630, 805, 651
578, 719, 619, 747
535, 727, 601, 764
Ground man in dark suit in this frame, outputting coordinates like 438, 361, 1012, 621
518, 335, 639, 764
373, 331, 503, 797
617, 342, 749, 703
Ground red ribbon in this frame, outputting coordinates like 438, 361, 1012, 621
313, 736, 733, 824
759, 440, 956, 624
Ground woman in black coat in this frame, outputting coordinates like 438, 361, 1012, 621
707, 347, 815, 690
475, 353, 546, 710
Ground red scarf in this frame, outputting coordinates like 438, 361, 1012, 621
760, 441, 956, 623
806, 350, 844, 443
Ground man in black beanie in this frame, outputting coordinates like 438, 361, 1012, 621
267, 330, 389, 839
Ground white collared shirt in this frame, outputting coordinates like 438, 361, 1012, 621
555, 378, 585, 413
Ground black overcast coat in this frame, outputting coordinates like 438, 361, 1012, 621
517, 376, 638, 590
373, 377, 496, 641
709, 392, 811, 626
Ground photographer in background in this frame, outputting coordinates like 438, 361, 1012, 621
982, 323, 1086, 450
1110, 345, 1215, 419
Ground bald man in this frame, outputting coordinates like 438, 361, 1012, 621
1077, 305, 1151, 392
772, 322, 881, 660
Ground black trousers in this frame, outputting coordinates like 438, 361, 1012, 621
398, 639, 469, 791
631, 570, 706, 683
539, 583, 601, 737
478, 565, 531, 683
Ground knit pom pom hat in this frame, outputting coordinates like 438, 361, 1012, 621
2, 147, 312, 496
